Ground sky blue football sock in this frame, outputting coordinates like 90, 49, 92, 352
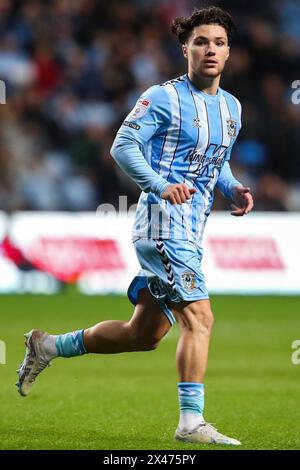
55, 329, 87, 358
178, 382, 205, 416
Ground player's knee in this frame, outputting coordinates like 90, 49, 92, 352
178, 304, 214, 335
127, 323, 161, 352
133, 336, 160, 351
199, 306, 214, 331
140, 339, 160, 351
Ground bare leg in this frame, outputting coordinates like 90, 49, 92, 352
83, 288, 171, 353
170, 299, 242, 444
168, 299, 214, 383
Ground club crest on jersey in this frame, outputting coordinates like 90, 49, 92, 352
182, 272, 196, 292
130, 98, 151, 120
226, 119, 237, 137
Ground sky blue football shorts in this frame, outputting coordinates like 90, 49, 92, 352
127, 238, 209, 326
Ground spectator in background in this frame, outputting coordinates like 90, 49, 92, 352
0, 0, 299, 213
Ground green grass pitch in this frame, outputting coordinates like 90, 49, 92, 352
0, 294, 300, 450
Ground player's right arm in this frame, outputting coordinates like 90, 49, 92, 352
110, 85, 195, 204
161, 183, 196, 204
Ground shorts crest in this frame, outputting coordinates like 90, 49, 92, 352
182, 272, 196, 292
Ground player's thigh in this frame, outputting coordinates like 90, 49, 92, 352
128, 288, 171, 343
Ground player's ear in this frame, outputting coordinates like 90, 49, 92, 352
182, 44, 188, 59
225, 46, 230, 61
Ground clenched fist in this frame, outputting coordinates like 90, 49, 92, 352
161, 183, 196, 205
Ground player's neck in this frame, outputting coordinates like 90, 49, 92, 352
187, 72, 220, 96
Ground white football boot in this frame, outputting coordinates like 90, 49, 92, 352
175, 422, 241, 446
16, 329, 52, 397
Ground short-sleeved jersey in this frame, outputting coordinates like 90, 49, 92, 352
117, 74, 242, 245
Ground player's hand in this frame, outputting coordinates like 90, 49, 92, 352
230, 186, 254, 216
161, 183, 196, 205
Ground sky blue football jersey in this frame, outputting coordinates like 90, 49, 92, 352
113, 74, 242, 245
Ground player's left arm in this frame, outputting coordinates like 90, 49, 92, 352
230, 183, 254, 217
216, 161, 254, 217
216, 97, 254, 216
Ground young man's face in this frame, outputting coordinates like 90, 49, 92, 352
182, 23, 230, 78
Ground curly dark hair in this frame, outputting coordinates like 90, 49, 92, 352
171, 6, 236, 44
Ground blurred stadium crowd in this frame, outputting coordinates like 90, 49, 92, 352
0, 0, 300, 212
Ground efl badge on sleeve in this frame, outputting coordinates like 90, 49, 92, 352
226, 118, 237, 137
130, 98, 151, 120
182, 272, 196, 292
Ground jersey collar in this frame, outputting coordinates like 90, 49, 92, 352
185, 74, 222, 102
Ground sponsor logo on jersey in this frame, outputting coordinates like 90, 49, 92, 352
182, 272, 196, 292
122, 120, 140, 130
130, 98, 151, 120
226, 118, 237, 137
184, 146, 227, 172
